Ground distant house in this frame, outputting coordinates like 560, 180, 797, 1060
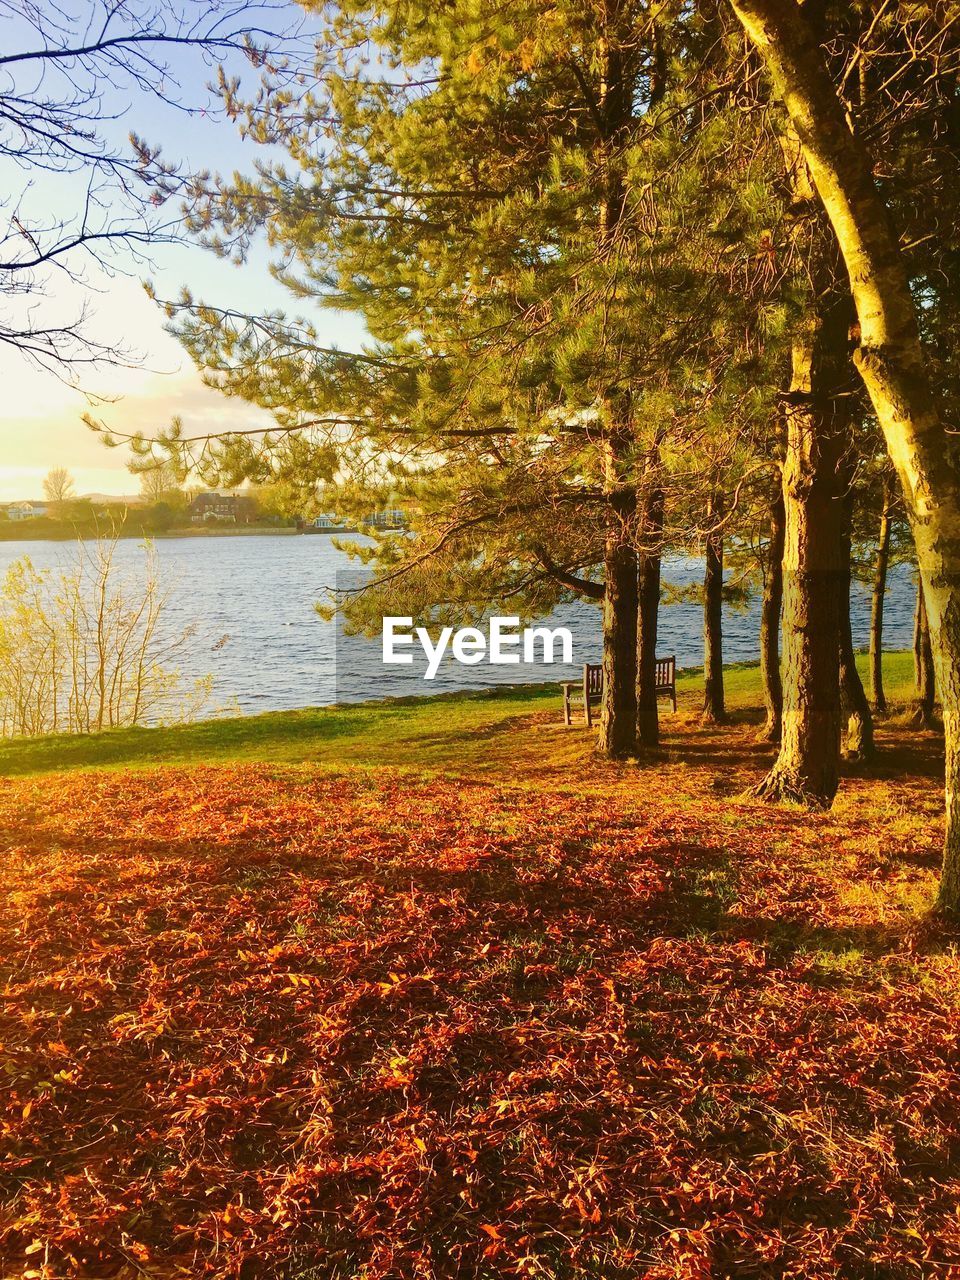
189, 492, 255, 524
7, 502, 48, 521
310, 509, 405, 532
312, 513, 350, 531
362, 509, 406, 530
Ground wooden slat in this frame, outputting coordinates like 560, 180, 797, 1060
562, 657, 678, 723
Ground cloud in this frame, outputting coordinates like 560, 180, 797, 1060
0, 243, 367, 500
0, 273, 275, 498
0, 368, 275, 499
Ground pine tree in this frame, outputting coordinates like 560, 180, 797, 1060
730, 0, 960, 905
131, 0, 783, 758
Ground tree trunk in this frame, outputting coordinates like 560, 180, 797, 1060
840, 495, 875, 761
702, 494, 726, 724
753, 297, 849, 806
913, 581, 937, 730
730, 0, 960, 911
595, 23, 639, 761
636, 485, 663, 748
758, 488, 785, 743
870, 476, 894, 714
599, 432, 638, 758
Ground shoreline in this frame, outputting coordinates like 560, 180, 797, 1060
0, 651, 917, 777
0, 525, 312, 542
0, 525, 399, 542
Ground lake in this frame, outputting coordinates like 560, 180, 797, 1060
0, 534, 919, 715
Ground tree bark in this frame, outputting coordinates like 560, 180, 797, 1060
913, 580, 937, 730
599, 432, 638, 758
730, 0, 960, 910
758, 487, 785, 743
636, 485, 663, 748
840, 495, 875, 761
869, 475, 894, 714
702, 493, 726, 724
595, 16, 639, 760
753, 297, 849, 806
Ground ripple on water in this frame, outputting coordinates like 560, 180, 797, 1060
0, 534, 919, 715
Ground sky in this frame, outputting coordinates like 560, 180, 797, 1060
0, 2, 367, 500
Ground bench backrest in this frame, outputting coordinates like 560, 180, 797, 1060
583, 657, 675, 692
655, 656, 676, 688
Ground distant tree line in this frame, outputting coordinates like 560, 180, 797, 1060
0, 466, 305, 538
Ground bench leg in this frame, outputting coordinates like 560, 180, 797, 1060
563, 692, 572, 726
584, 698, 592, 729
672, 688, 677, 712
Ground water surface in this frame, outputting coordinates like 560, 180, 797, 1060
0, 534, 918, 714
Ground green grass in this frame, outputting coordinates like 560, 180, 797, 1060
0, 650, 919, 778
690, 648, 916, 708
0, 683, 563, 777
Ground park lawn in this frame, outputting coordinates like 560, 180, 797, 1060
0, 650, 918, 779
1, 650, 957, 1279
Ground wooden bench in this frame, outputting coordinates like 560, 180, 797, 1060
562, 656, 677, 727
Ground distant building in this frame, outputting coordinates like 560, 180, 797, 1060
311, 510, 406, 532
362, 509, 406, 530
189, 492, 256, 524
6, 502, 48, 521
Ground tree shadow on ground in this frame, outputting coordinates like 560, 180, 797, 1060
715, 907, 958, 962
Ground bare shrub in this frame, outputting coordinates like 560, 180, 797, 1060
0, 536, 210, 737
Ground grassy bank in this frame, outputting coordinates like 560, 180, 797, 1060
0, 650, 918, 778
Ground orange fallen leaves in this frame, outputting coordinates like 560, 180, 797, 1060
0, 755, 957, 1278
